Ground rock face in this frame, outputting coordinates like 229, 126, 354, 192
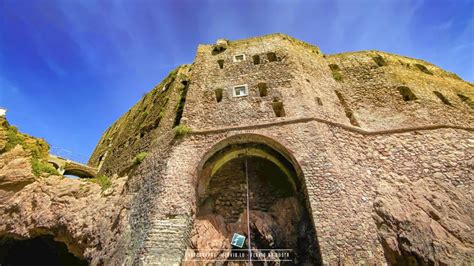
1, 33, 473, 265
0, 145, 131, 265
373, 177, 474, 265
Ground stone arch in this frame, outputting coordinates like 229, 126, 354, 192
191, 133, 321, 264
47, 155, 97, 178
196, 134, 305, 195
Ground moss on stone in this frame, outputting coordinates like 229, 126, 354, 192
133, 152, 148, 165
173, 125, 192, 136
3, 125, 49, 159
31, 158, 58, 177
87, 175, 112, 191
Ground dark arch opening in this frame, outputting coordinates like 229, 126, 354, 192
191, 135, 322, 265
0, 235, 87, 266
63, 169, 94, 179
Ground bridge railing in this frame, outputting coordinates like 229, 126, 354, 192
50, 146, 89, 165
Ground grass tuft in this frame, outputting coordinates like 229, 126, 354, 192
133, 152, 148, 165
88, 175, 112, 191
173, 125, 192, 137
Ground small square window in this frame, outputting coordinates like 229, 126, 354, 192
233, 54, 246, 62
232, 85, 248, 97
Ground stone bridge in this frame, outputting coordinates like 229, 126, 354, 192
48, 154, 97, 178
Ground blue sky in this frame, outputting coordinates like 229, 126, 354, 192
0, 0, 473, 162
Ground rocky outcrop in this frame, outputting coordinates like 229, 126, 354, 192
373, 177, 474, 265
0, 145, 131, 264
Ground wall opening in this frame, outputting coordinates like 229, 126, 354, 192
252, 55, 260, 65
232, 85, 248, 97
457, 94, 473, 109
373, 55, 387, 67
414, 64, 433, 75
272, 98, 286, 117
329, 64, 343, 82
173, 80, 190, 127
217, 60, 224, 69
335, 90, 359, 127
397, 86, 417, 101
257, 83, 268, 97
215, 88, 224, 103
433, 91, 452, 106
0, 235, 87, 266
192, 136, 322, 264
315, 97, 323, 106
63, 169, 94, 179
233, 54, 246, 62
267, 52, 277, 62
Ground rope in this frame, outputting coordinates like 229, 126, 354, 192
245, 153, 252, 265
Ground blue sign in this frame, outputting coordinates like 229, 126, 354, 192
231, 233, 246, 248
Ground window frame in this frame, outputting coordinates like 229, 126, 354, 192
232, 84, 249, 97
233, 54, 246, 62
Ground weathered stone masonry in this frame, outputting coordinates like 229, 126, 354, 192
85, 33, 473, 264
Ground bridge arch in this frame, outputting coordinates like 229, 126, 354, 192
47, 155, 97, 179
191, 134, 321, 264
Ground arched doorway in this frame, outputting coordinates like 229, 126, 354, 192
188, 134, 321, 265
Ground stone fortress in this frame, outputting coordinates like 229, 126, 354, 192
0, 33, 473, 265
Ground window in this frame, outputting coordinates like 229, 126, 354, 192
272, 98, 286, 117
397, 86, 417, 101
232, 85, 248, 97
233, 54, 246, 62
267, 52, 277, 62
215, 88, 224, 102
253, 55, 260, 65
257, 83, 268, 97
433, 91, 452, 106
217, 59, 224, 69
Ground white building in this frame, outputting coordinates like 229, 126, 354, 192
0, 107, 6, 117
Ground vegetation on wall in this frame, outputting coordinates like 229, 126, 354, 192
173, 125, 192, 136
87, 175, 112, 191
329, 64, 343, 82
133, 152, 148, 165
1, 118, 54, 177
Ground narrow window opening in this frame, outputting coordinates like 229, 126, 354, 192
232, 85, 248, 97
315, 97, 323, 106
173, 80, 190, 127
257, 83, 268, 97
253, 55, 260, 65
335, 90, 359, 127
217, 60, 224, 69
373, 55, 387, 67
457, 94, 474, 109
414, 64, 433, 75
267, 52, 277, 62
397, 86, 417, 101
329, 64, 343, 82
433, 91, 452, 106
215, 88, 224, 102
457, 94, 469, 102
272, 98, 286, 117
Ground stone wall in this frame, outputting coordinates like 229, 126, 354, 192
83, 33, 474, 264
88, 65, 190, 176
326, 51, 474, 130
